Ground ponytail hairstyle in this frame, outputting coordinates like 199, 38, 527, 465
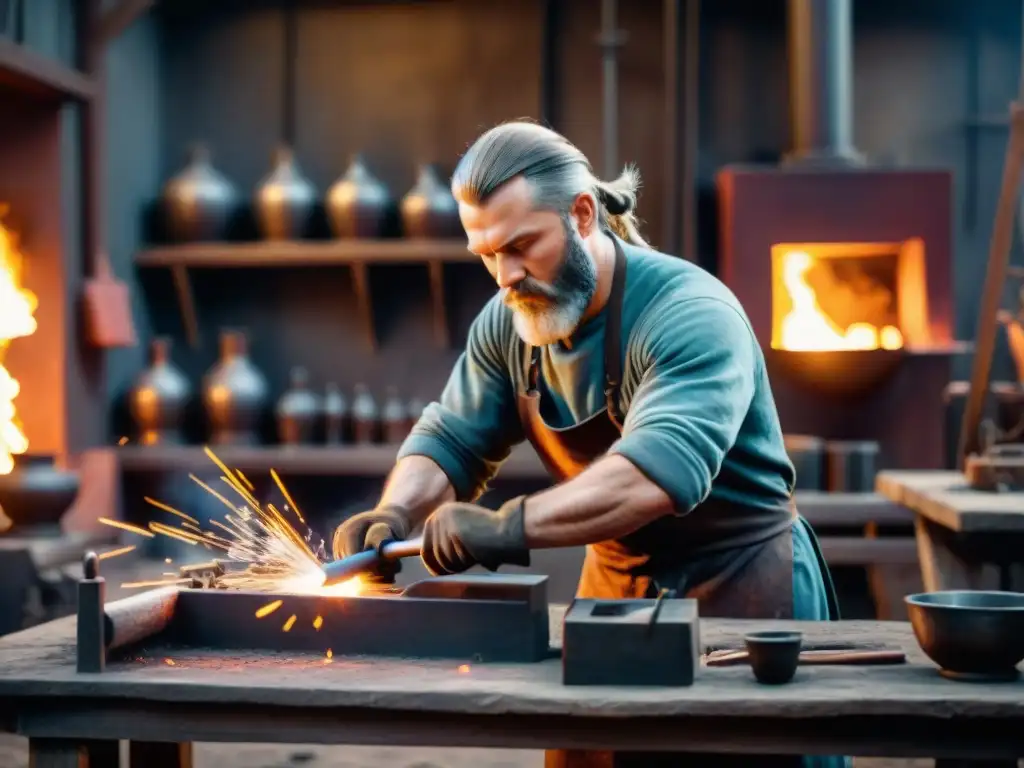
452, 120, 649, 247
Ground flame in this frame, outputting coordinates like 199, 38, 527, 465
0, 212, 38, 476
277, 568, 364, 597
776, 251, 902, 352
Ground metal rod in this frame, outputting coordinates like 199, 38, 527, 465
321, 536, 424, 587
600, 0, 620, 178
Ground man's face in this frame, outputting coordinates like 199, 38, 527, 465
456, 176, 597, 346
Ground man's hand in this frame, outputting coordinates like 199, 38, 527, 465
331, 505, 413, 583
421, 496, 531, 576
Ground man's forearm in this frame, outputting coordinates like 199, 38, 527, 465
522, 454, 675, 548
379, 455, 457, 528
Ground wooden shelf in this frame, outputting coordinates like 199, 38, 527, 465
0, 37, 95, 102
794, 491, 911, 528
117, 442, 548, 480
134, 240, 474, 268
134, 240, 476, 351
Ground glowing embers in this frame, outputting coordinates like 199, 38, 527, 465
769, 241, 931, 352
768, 240, 934, 397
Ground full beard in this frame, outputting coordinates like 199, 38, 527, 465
502, 223, 597, 347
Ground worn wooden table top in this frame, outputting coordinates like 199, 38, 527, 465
0, 604, 1020, 721
876, 470, 1024, 533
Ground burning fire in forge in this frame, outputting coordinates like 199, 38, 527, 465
772, 244, 906, 353
0, 209, 38, 476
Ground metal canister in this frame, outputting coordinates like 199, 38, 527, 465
783, 434, 825, 491
825, 440, 880, 492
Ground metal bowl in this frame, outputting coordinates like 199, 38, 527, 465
905, 591, 1024, 681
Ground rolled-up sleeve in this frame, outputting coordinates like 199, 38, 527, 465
610, 297, 758, 513
397, 300, 524, 501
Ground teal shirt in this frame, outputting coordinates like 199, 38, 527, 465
399, 240, 796, 522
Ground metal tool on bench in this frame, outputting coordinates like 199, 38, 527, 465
321, 536, 424, 587
964, 421, 1024, 491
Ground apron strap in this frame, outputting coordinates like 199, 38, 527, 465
796, 513, 843, 621
603, 239, 627, 430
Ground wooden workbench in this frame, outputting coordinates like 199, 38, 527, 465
0, 606, 1021, 766
876, 470, 1024, 592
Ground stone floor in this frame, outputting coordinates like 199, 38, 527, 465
0, 737, 951, 768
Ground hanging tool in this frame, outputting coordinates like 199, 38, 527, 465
321, 537, 423, 587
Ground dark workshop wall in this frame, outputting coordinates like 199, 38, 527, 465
99, 1, 1023, 483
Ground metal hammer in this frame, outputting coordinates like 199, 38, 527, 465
321, 537, 423, 587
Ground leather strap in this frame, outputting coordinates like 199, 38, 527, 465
603, 239, 627, 429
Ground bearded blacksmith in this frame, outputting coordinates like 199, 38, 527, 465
333, 121, 846, 766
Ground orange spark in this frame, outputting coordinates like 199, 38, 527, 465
282, 615, 297, 632
99, 517, 155, 538
97, 545, 136, 561
255, 599, 283, 619
313, 615, 324, 631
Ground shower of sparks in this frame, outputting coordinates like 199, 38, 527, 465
98, 446, 364, 601
97, 545, 136, 561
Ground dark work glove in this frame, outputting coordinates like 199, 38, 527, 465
331, 504, 413, 584
421, 496, 531, 576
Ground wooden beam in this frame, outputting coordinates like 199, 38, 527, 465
98, 0, 157, 45
0, 37, 94, 102
958, 102, 1024, 462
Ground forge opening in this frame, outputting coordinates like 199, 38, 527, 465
770, 240, 931, 352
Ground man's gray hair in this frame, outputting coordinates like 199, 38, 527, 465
451, 121, 648, 247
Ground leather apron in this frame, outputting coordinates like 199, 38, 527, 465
527, 241, 842, 767
515, 239, 840, 621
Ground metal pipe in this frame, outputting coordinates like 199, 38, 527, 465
786, 0, 861, 164
600, 0, 621, 178
540, 0, 564, 129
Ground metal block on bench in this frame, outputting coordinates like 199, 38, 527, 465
562, 597, 700, 686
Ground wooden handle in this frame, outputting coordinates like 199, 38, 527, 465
704, 648, 906, 667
